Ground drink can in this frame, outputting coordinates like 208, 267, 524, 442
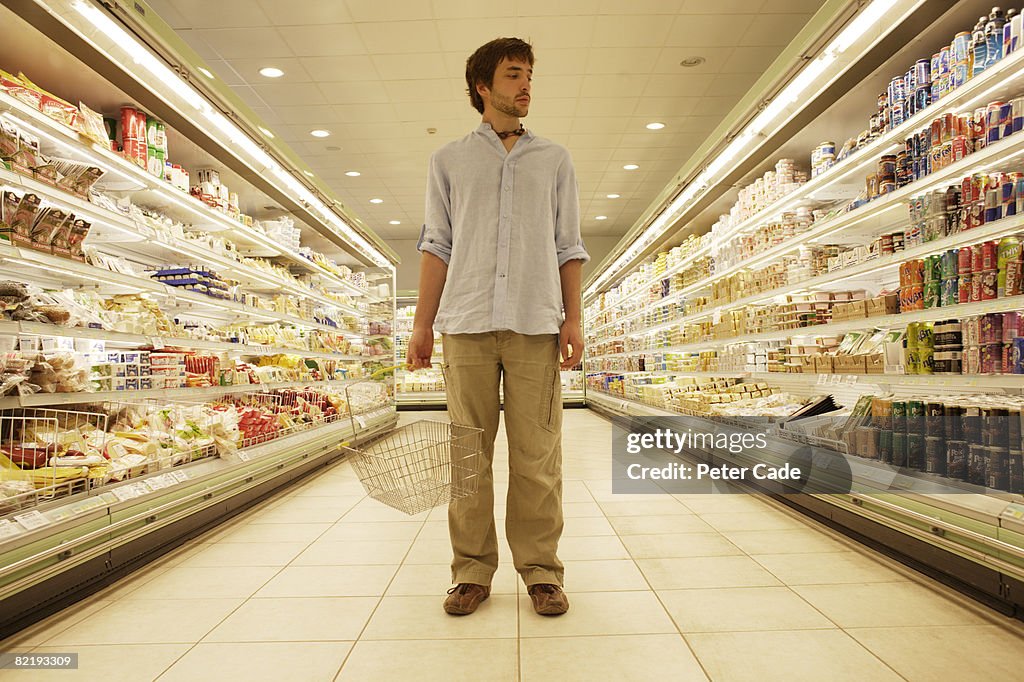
972, 244, 984, 273
146, 116, 159, 148
915, 86, 930, 111
923, 280, 941, 308
987, 101, 1009, 144
953, 32, 972, 62
941, 112, 956, 143
891, 102, 905, 128
889, 75, 907, 102
1012, 97, 1024, 134
1017, 175, 1024, 215
982, 241, 998, 271
938, 141, 952, 169
951, 62, 969, 89
984, 189, 1002, 223
959, 245, 973, 274
1007, 259, 1024, 297
999, 237, 1023, 296
878, 154, 897, 179
980, 269, 998, 300
1013, 14, 1024, 55
1002, 178, 1017, 217
1013, 338, 1024, 373
959, 274, 973, 303
938, 46, 951, 74
982, 342, 1001, 373
941, 277, 959, 306
982, 313, 1003, 344
941, 249, 959, 278
930, 53, 941, 80
952, 135, 969, 162
925, 254, 942, 282
972, 107, 988, 150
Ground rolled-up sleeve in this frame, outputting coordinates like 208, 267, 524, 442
554, 152, 590, 267
417, 151, 453, 264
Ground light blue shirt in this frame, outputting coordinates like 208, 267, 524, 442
418, 123, 590, 335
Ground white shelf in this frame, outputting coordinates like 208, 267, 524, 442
0, 92, 386, 303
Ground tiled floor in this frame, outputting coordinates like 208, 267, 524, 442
3, 409, 1024, 681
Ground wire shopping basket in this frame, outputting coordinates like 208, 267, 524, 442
343, 420, 483, 516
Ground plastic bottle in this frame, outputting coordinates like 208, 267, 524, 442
984, 7, 1006, 68
971, 15, 989, 76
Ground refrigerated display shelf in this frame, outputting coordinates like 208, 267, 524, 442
0, 93, 386, 304
595, 212, 1024, 346
587, 43, 1024, 316
589, 293, 1024, 361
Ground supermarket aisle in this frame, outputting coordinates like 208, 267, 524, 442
3, 409, 1024, 682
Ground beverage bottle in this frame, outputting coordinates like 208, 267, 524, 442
984, 7, 1006, 68
971, 16, 989, 76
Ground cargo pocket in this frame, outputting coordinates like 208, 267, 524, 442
537, 365, 560, 433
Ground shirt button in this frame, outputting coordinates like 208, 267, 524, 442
504, 185, 510, 191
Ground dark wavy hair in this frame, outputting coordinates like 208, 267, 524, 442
465, 37, 534, 114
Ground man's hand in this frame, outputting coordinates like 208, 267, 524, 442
407, 326, 435, 370
559, 319, 583, 370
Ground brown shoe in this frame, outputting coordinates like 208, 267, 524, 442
444, 583, 490, 615
528, 583, 569, 615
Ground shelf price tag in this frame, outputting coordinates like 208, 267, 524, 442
0, 519, 22, 538
236, 451, 251, 462
171, 471, 189, 484
111, 486, 136, 502
13, 510, 51, 531
355, 415, 367, 429
151, 337, 165, 349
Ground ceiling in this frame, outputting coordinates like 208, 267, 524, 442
146, 0, 822, 243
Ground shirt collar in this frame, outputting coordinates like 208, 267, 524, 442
475, 121, 534, 142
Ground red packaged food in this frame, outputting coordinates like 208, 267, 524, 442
4, 443, 56, 469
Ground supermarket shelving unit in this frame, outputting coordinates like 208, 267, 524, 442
0, 0, 399, 635
583, 0, 1024, 617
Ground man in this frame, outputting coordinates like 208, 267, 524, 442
407, 37, 588, 617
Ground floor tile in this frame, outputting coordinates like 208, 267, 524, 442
686, 629, 903, 682
208, 522, 332, 544
698, 511, 808, 532
792, 583, 991, 628
404, 537, 513, 564
337, 638, 517, 681
255, 565, 399, 598
607, 514, 715, 535
293, 540, 413, 566
159, 642, 351, 681
386, 561, 520, 596
561, 501, 606, 518
45, 599, 242, 645
563, 559, 650, 592
179, 542, 309, 567
678, 494, 785, 514
339, 502, 430, 523
846, 625, 1024, 681
598, 499, 692, 517
0, 643, 192, 682
319, 521, 425, 542
561, 515, 616, 536
637, 556, 782, 590
751, 552, 911, 585
0, 598, 114, 649
362, 594, 518, 640
520, 634, 707, 681
519, 590, 675, 637
123, 566, 279, 600
271, 495, 364, 512
204, 597, 378, 642
621, 533, 742, 559
722, 529, 851, 555
557, 535, 630, 561
246, 506, 352, 524
660, 587, 835, 632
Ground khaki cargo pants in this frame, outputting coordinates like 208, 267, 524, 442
442, 331, 564, 588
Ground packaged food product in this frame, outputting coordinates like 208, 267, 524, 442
10, 193, 41, 245
77, 102, 107, 145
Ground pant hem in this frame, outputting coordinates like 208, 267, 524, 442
520, 569, 563, 587
452, 569, 496, 586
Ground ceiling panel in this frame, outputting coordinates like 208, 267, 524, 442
155, 1, 821, 248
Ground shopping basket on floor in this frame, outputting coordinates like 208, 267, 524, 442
343, 420, 484, 515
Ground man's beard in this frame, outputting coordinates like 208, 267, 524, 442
490, 92, 528, 118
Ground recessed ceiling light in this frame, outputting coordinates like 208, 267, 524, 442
325, 145, 341, 151
197, 67, 214, 79
310, 129, 330, 138
595, 215, 608, 220
303, 171, 314, 177
258, 126, 274, 138
389, 220, 401, 225
345, 171, 361, 177
607, 193, 621, 199
370, 198, 383, 204
646, 122, 665, 130
259, 66, 285, 78
679, 56, 706, 68
623, 164, 639, 170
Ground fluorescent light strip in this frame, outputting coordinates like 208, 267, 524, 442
71, 0, 390, 268
585, 0, 902, 298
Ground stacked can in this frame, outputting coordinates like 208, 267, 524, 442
963, 312, 1022, 374
145, 116, 167, 180
951, 31, 972, 89
810, 141, 836, 178
963, 173, 987, 229
905, 321, 935, 374
997, 236, 1023, 297
877, 154, 897, 195
958, 245, 974, 303
119, 106, 149, 170
940, 248, 960, 306
888, 75, 907, 129
899, 259, 925, 312
912, 58, 931, 114
934, 319, 963, 373
923, 254, 942, 308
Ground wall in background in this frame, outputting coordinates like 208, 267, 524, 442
389, 236, 621, 295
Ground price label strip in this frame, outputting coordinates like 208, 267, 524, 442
13, 510, 51, 531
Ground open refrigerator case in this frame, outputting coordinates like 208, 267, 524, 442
0, 0, 399, 636
584, 0, 1024, 617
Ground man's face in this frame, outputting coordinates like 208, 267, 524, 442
479, 57, 532, 118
